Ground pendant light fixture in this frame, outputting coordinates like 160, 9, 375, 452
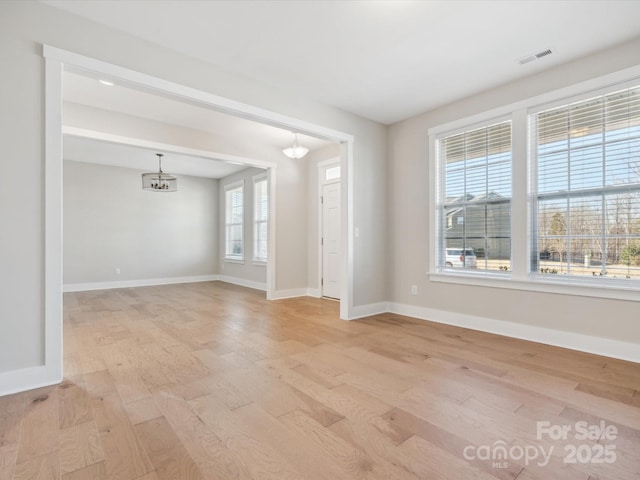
282, 132, 309, 159
142, 153, 177, 192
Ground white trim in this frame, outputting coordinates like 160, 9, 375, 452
216, 275, 267, 292
346, 302, 389, 320
341, 141, 353, 319
266, 168, 277, 300
43, 55, 64, 390
252, 172, 268, 182
387, 302, 640, 364
63, 275, 220, 292
0, 366, 63, 397
270, 288, 310, 300
224, 179, 245, 192
63, 126, 274, 169
428, 272, 640, 302
224, 258, 245, 264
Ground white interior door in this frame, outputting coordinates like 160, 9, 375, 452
322, 182, 341, 299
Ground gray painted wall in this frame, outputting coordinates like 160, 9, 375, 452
63, 161, 218, 285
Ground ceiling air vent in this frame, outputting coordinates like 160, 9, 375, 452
518, 48, 553, 65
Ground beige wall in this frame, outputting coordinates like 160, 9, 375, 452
63, 161, 218, 285
387, 37, 640, 343
0, 1, 388, 375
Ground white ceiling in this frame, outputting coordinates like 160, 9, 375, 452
64, 135, 251, 179
64, 72, 330, 151
44, 0, 640, 125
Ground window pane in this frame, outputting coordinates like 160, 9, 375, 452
225, 184, 244, 258
534, 84, 640, 281
440, 120, 512, 273
226, 224, 243, 256
253, 177, 268, 261
325, 165, 341, 181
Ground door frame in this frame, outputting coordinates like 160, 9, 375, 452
317, 158, 341, 298
40, 45, 355, 394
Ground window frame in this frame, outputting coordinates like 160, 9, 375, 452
252, 173, 268, 265
527, 78, 640, 289
434, 116, 514, 276
224, 180, 245, 262
427, 64, 640, 302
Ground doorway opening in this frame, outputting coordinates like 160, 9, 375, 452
43, 45, 355, 389
318, 159, 341, 299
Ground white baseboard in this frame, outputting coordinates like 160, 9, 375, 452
63, 274, 220, 292
0, 363, 62, 397
270, 288, 310, 300
388, 302, 640, 364
347, 302, 389, 320
216, 275, 267, 292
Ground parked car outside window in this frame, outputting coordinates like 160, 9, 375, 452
445, 248, 477, 269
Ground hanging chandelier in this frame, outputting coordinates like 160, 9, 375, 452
142, 153, 177, 192
282, 132, 309, 159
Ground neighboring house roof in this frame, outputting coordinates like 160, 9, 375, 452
445, 192, 506, 217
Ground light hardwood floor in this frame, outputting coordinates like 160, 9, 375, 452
1, 281, 639, 479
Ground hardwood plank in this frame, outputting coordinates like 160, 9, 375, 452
16, 386, 59, 464
59, 420, 105, 475
62, 461, 107, 480
152, 390, 253, 480
0, 443, 18, 480
125, 397, 163, 425
399, 434, 505, 480
191, 393, 304, 480
58, 380, 92, 429
232, 402, 347, 480
291, 363, 344, 389
135, 416, 204, 480
99, 424, 153, 480
13, 451, 60, 480
0, 392, 25, 447
280, 409, 390, 480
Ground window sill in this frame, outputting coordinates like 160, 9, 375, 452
252, 260, 267, 266
428, 271, 640, 302
224, 258, 245, 265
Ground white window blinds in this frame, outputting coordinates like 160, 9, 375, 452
532, 85, 640, 280
225, 183, 244, 259
253, 177, 268, 262
438, 120, 512, 272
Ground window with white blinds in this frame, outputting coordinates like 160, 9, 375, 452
438, 120, 512, 272
253, 176, 268, 262
532, 84, 640, 281
225, 182, 244, 260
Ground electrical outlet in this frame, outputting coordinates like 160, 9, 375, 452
115, 268, 121, 275
411, 284, 417, 295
